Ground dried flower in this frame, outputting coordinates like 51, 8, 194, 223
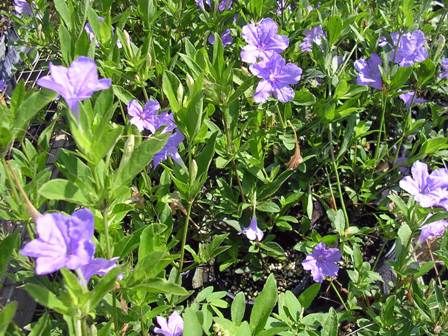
302, 242, 342, 283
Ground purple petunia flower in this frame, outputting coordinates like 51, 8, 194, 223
418, 216, 448, 244
242, 215, 264, 241
241, 18, 289, 64
399, 161, 448, 209
439, 58, 448, 80
79, 257, 118, 283
208, 29, 233, 47
399, 91, 427, 109
154, 311, 183, 336
249, 53, 302, 103
300, 26, 326, 52
302, 243, 342, 283
37, 57, 111, 118
20, 209, 96, 275
391, 30, 428, 67
354, 52, 383, 90
14, 0, 32, 16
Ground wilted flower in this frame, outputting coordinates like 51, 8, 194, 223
418, 217, 448, 244
300, 26, 326, 52
391, 30, 428, 67
242, 215, 264, 241
249, 53, 302, 103
354, 52, 383, 90
37, 57, 111, 118
439, 58, 448, 79
154, 311, 184, 336
399, 91, 426, 109
399, 161, 448, 209
302, 242, 342, 283
241, 18, 289, 64
208, 29, 233, 47
14, 0, 32, 16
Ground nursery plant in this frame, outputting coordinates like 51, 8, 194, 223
0, 0, 448, 335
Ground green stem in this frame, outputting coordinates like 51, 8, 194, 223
177, 200, 193, 283
374, 92, 387, 163
74, 317, 83, 336
330, 280, 348, 311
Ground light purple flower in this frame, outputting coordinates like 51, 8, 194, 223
418, 217, 448, 244
439, 58, 448, 79
378, 36, 388, 47
14, 0, 32, 16
79, 257, 118, 282
391, 30, 428, 67
242, 215, 264, 241
300, 26, 326, 52
195, 0, 233, 11
154, 311, 183, 336
153, 131, 184, 167
127, 99, 163, 132
37, 57, 111, 118
354, 52, 383, 90
241, 18, 289, 64
208, 29, 233, 47
249, 53, 302, 103
0, 79, 5, 91
20, 209, 95, 275
302, 242, 342, 283
399, 161, 448, 209
84, 23, 96, 41
399, 91, 426, 109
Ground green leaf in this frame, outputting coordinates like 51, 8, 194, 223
89, 267, 122, 310
0, 301, 17, 334
130, 279, 189, 296
0, 232, 19, 280
395, 223, 412, 264
28, 313, 51, 336
184, 307, 203, 336
390, 67, 412, 91
299, 284, 321, 310
24, 284, 71, 315
138, 224, 168, 260
54, 0, 73, 30
38, 179, 89, 205
231, 292, 246, 326
322, 307, 338, 336
325, 16, 343, 46
162, 71, 183, 113
250, 274, 278, 334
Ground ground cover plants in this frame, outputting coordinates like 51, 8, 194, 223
0, 0, 448, 335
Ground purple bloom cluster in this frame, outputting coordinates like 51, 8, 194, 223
354, 52, 383, 90
154, 311, 183, 336
241, 18, 301, 103
391, 30, 428, 67
37, 57, 111, 119
20, 209, 117, 283
242, 215, 264, 241
127, 99, 183, 167
439, 58, 448, 80
399, 161, 448, 210
300, 26, 326, 53
302, 243, 342, 283
208, 29, 233, 47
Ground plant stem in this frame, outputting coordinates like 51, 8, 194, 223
74, 317, 83, 336
330, 280, 348, 311
328, 124, 350, 227
176, 200, 193, 283
374, 92, 387, 163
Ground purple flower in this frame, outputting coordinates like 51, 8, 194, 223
154, 311, 183, 336
418, 217, 448, 244
14, 0, 32, 16
153, 131, 184, 167
127, 99, 163, 132
300, 26, 326, 52
79, 257, 118, 283
439, 58, 448, 79
399, 91, 426, 109
399, 161, 448, 209
241, 18, 289, 64
0, 79, 5, 91
208, 29, 233, 47
196, 0, 233, 11
378, 36, 388, 47
391, 30, 428, 67
354, 52, 383, 90
249, 53, 302, 103
242, 215, 264, 241
37, 57, 111, 118
20, 209, 96, 275
302, 243, 342, 283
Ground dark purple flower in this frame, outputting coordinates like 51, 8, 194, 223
300, 26, 326, 52
399, 161, 448, 209
79, 257, 118, 282
153, 131, 184, 167
37, 57, 111, 118
249, 53, 302, 103
418, 217, 448, 244
14, 0, 32, 16
208, 29, 233, 47
399, 91, 426, 109
391, 30, 428, 67
241, 18, 289, 64
20, 209, 95, 275
354, 52, 383, 90
302, 243, 342, 283
439, 58, 448, 79
154, 311, 183, 336
0, 79, 5, 91
242, 215, 264, 241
